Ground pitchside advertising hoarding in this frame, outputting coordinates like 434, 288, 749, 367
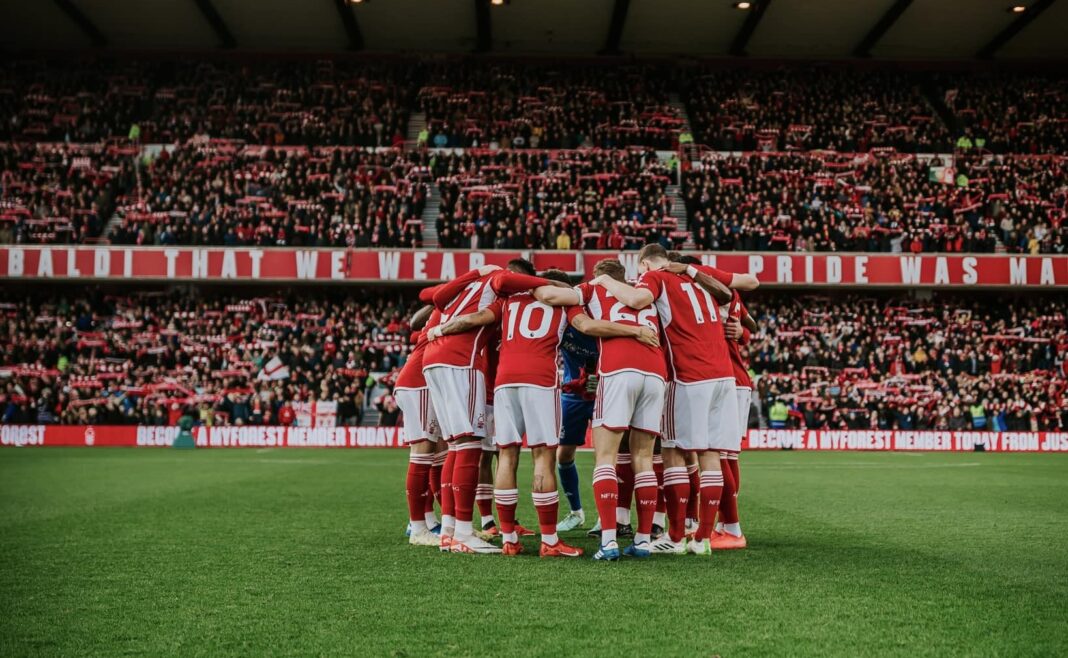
0, 247, 1065, 287
1, 425, 1066, 452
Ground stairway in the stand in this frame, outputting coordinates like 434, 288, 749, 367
667, 93, 696, 248
406, 112, 427, 146
421, 184, 441, 247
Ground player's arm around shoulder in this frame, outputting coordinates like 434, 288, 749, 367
532, 285, 581, 307
592, 273, 654, 310
569, 311, 660, 348
428, 306, 498, 341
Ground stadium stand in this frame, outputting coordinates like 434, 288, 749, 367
938, 72, 1067, 155
0, 288, 417, 426
683, 68, 952, 153
432, 148, 680, 250
682, 151, 1066, 254
750, 293, 1067, 432
1, 59, 1065, 254
105, 144, 428, 247
2, 288, 1064, 431
418, 62, 682, 150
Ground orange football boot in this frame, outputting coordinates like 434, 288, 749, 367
539, 540, 584, 558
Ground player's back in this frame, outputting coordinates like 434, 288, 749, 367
424, 274, 497, 369
637, 269, 732, 383
723, 292, 753, 388
576, 282, 666, 380
494, 293, 568, 389
395, 309, 442, 389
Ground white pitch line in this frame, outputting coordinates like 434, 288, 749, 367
751, 462, 982, 470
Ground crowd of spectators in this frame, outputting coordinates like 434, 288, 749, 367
106, 144, 427, 248
418, 62, 682, 150
0, 142, 136, 244
1, 59, 1066, 254
748, 293, 1068, 431
684, 68, 951, 153
1, 59, 412, 147
0, 287, 418, 426
683, 151, 1065, 253
940, 72, 1067, 155
431, 148, 682, 250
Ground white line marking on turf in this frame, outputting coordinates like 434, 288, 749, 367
752, 462, 981, 470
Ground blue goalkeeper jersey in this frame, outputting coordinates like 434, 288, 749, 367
559, 326, 599, 400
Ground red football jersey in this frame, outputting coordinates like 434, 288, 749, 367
575, 282, 666, 380
394, 309, 442, 390
424, 270, 547, 370
490, 293, 569, 389
724, 292, 753, 388
635, 269, 732, 384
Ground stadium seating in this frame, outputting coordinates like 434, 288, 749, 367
683, 68, 952, 153
938, 72, 1067, 155
0, 289, 418, 426
3, 288, 1064, 430
682, 151, 1066, 254
749, 294, 1068, 431
1, 59, 412, 147
0, 142, 136, 244
418, 62, 682, 150
432, 148, 681, 250
106, 144, 428, 248
2, 59, 1066, 254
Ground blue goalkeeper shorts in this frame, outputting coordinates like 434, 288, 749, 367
559, 396, 594, 446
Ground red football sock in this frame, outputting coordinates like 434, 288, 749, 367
475, 484, 494, 521
440, 447, 455, 521
719, 455, 739, 525
405, 453, 432, 523
532, 491, 559, 542
697, 470, 725, 541
616, 454, 634, 523
633, 470, 658, 537
450, 442, 482, 525
429, 451, 445, 505
663, 466, 690, 543
727, 452, 741, 493
686, 463, 700, 521
424, 487, 435, 514
494, 488, 519, 535
653, 456, 666, 514
592, 464, 619, 543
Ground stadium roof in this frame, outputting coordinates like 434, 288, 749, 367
1, 0, 1065, 60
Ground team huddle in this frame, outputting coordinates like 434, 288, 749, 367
397, 243, 759, 559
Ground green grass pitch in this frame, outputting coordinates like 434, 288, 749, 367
1, 448, 1066, 657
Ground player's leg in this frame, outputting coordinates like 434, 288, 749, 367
655, 381, 703, 554
590, 372, 635, 560
423, 367, 458, 548
717, 386, 750, 537
434, 368, 499, 554
405, 439, 436, 545
591, 426, 624, 559
477, 449, 497, 534
494, 444, 522, 554
709, 383, 746, 550
492, 387, 524, 554
625, 429, 657, 556
652, 440, 666, 538
528, 388, 582, 557
615, 431, 635, 536
396, 387, 436, 543
621, 374, 663, 557
687, 448, 724, 555
557, 396, 592, 531
685, 451, 700, 537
